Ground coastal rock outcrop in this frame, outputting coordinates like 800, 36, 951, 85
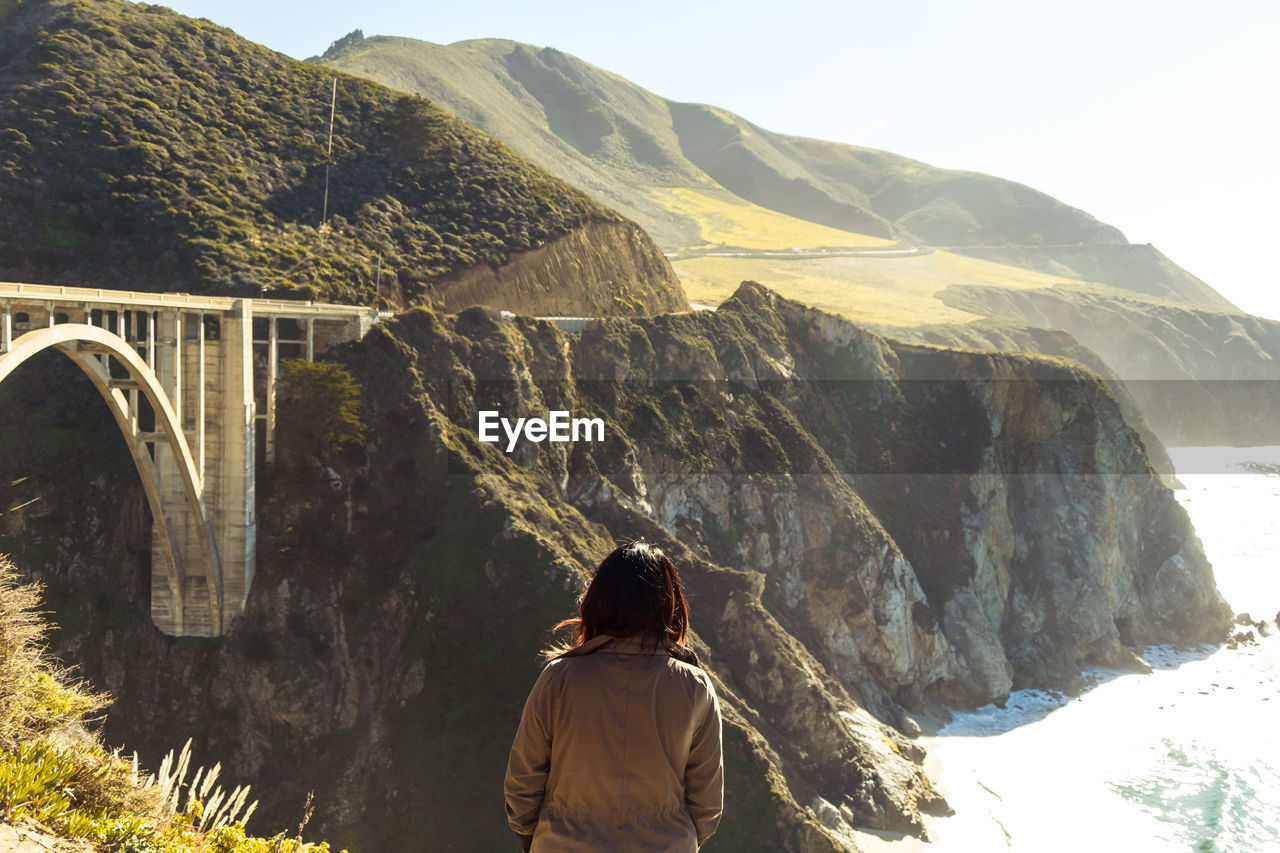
0, 284, 1230, 852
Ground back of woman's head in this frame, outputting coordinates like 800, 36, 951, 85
552, 541, 690, 655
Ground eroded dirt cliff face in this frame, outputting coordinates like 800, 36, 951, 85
0, 284, 1229, 852
425, 220, 687, 316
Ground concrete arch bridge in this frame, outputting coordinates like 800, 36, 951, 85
0, 283, 381, 636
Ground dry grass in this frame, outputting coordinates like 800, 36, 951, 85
652, 187, 894, 251
0, 556, 333, 852
0, 561, 105, 752
148, 738, 258, 835
673, 250, 1084, 327
0, 556, 150, 828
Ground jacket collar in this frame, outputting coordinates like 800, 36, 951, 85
561, 634, 657, 657
560, 633, 700, 665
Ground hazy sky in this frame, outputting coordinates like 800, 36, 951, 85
147, 0, 1280, 320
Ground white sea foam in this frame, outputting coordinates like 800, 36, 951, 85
920, 447, 1280, 851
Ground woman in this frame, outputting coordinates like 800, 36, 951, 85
504, 541, 724, 852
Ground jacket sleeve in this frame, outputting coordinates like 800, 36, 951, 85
504, 661, 559, 839
684, 673, 724, 845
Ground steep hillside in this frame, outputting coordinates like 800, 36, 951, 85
928, 283, 1280, 445
0, 286, 1229, 852
0, 0, 684, 315
316, 33, 1232, 314
313, 36, 717, 251
952, 243, 1234, 312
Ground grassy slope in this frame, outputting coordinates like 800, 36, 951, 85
674, 250, 1083, 327
0, 0, 623, 304
655, 187, 893, 251
950, 242, 1236, 312
320, 36, 711, 250
319, 35, 1124, 252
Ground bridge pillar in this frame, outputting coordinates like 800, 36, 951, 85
151, 302, 256, 635
150, 308, 193, 634
210, 301, 256, 630
266, 316, 278, 464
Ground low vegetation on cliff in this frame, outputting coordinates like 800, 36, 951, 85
276, 359, 366, 461
0, 557, 337, 852
0, 0, 686, 312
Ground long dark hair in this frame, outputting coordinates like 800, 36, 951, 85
547, 541, 691, 659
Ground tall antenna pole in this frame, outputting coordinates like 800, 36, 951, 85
321, 77, 337, 226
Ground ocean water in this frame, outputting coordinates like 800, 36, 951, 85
924, 447, 1280, 852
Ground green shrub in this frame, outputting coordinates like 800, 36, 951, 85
276, 359, 366, 459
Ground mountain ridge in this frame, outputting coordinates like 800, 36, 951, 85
316, 31, 1236, 314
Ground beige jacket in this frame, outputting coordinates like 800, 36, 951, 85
504, 634, 724, 852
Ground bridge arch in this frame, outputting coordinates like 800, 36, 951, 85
0, 323, 222, 633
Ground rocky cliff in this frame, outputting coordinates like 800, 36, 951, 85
0, 285, 1230, 852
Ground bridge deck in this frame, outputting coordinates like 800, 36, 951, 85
0, 282, 378, 319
